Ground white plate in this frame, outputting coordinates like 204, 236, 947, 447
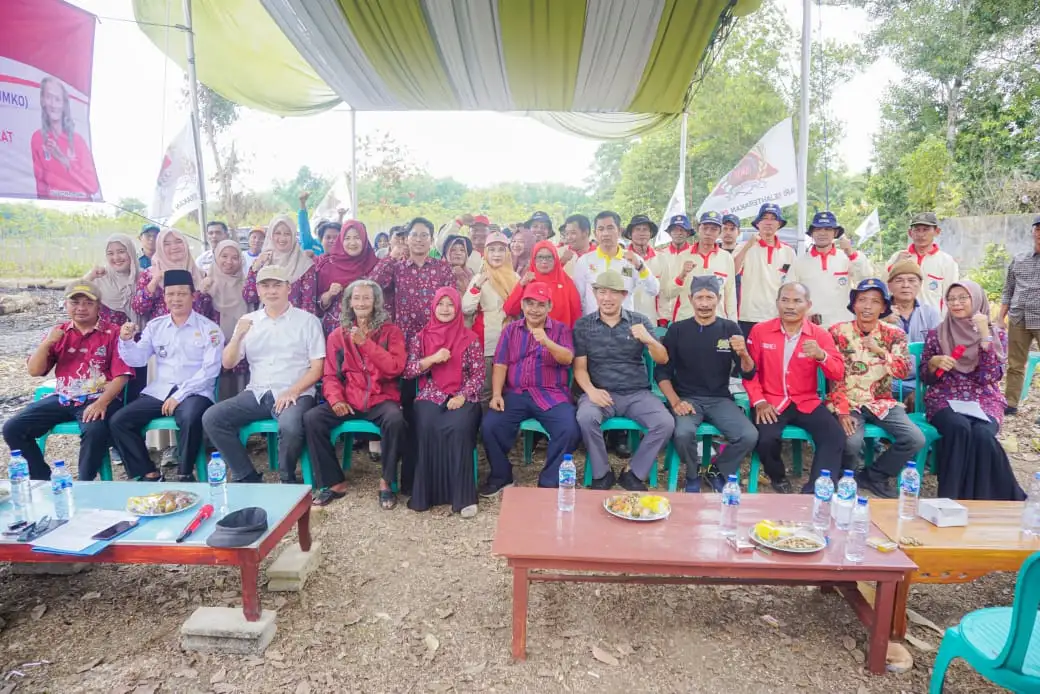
126, 491, 201, 517
602, 494, 671, 522
748, 525, 827, 553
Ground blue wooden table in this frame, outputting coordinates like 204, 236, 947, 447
0, 481, 311, 621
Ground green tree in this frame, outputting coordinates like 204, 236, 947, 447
115, 197, 147, 217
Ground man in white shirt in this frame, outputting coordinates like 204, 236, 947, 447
242, 226, 265, 276
885, 212, 960, 311
558, 214, 595, 276
787, 211, 873, 327
623, 214, 666, 321
733, 203, 796, 336
109, 270, 224, 482
202, 265, 325, 483
195, 221, 231, 274
647, 214, 693, 325
662, 212, 738, 322
573, 211, 660, 316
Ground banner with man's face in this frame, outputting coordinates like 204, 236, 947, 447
0, 0, 101, 202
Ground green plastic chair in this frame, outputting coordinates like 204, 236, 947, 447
238, 419, 313, 487
137, 379, 221, 482
929, 551, 1040, 693
907, 341, 941, 473
32, 381, 114, 481
1019, 352, 1040, 405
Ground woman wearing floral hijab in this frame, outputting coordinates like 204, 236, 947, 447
132, 228, 213, 323
243, 214, 317, 311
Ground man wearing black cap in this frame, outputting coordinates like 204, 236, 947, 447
999, 214, 1040, 416
733, 203, 796, 337
623, 214, 664, 320
662, 212, 737, 323
656, 275, 758, 492
787, 211, 872, 328
719, 214, 741, 253
139, 224, 159, 269
828, 279, 924, 497
651, 214, 694, 325
110, 270, 224, 482
885, 212, 959, 311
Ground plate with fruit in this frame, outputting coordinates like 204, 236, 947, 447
603, 493, 671, 521
749, 520, 827, 553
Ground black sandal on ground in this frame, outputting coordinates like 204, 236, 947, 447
312, 488, 346, 507
378, 489, 397, 510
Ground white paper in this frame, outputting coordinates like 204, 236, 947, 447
30, 509, 139, 553
948, 400, 990, 421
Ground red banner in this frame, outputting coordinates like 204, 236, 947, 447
0, 0, 101, 201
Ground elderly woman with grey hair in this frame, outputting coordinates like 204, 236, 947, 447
303, 279, 408, 508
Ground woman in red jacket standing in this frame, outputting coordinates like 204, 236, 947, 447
304, 279, 407, 509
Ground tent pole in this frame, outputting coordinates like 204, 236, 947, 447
679, 111, 688, 207
350, 109, 358, 216
181, 0, 208, 240
797, 0, 811, 253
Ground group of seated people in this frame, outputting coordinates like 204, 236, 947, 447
2, 203, 1026, 517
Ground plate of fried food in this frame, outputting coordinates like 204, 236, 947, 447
749, 520, 827, 553
126, 490, 201, 517
604, 493, 671, 521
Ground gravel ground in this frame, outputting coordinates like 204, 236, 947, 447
0, 289, 1030, 693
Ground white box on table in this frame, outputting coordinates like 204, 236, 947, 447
918, 498, 968, 527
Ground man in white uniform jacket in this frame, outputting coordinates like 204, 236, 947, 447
885, 212, 959, 312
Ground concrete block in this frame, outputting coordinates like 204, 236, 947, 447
180, 606, 277, 655
11, 562, 88, 575
265, 540, 321, 592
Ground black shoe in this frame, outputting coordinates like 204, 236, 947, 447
239, 471, 264, 484
618, 469, 648, 492
770, 478, 794, 494
702, 464, 725, 493
369, 451, 382, 462
479, 481, 513, 498
175, 473, 196, 483
615, 440, 632, 459
589, 469, 617, 490
856, 470, 897, 499
1005, 406, 1018, 416
684, 476, 701, 493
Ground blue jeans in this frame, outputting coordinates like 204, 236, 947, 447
482, 392, 580, 488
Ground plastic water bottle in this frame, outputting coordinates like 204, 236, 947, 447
207, 452, 228, 515
845, 497, 870, 562
8, 449, 31, 523
833, 470, 858, 530
812, 470, 834, 534
557, 454, 576, 512
898, 461, 921, 520
50, 460, 74, 521
719, 475, 741, 537
1022, 472, 1040, 537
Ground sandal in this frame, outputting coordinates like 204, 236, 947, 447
312, 488, 346, 507
378, 489, 397, 510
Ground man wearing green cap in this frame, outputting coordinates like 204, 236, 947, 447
139, 224, 159, 269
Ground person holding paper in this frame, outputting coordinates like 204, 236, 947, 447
921, 280, 1024, 501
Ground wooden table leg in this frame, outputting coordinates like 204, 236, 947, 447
511, 567, 529, 660
890, 580, 910, 640
241, 561, 261, 622
868, 580, 897, 675
298, 507, 311, 552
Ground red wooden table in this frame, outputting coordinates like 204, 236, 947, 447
0, 482, 311, 621
491, 488, 916, 675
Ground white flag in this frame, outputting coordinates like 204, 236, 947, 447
695, 118, 798, 219
149, 121, 200, 228
654, 174, 686, 246
853, 209, 881, 244
314, 171, 353, 222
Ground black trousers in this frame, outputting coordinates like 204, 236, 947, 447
400, 377, 418, 494
109, 394, 212, 478
304, 401, 406, 489
755, 403, 845, 487
738, 321, 757, 338
1, 395, 121, 481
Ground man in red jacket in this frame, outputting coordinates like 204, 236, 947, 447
304, 280, 407, 508
744, 282, 846, 493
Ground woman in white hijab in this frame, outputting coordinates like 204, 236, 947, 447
84, 233, 139, 327
243, 214, 317, 311
208, 239, 250, 399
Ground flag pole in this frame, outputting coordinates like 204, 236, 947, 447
679, 111, 688, 200
350, 108, 358, 216
181, 0, 208, 238
797, 0, 812, 254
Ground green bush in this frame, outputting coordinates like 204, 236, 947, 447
968, 242, 1011, 303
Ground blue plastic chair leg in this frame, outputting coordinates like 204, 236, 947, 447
1020, 354, 1040, 405
928, 632, 960, 694
792, 441, 803, 477
267, 433, 278, 471
522, 431, 533, 465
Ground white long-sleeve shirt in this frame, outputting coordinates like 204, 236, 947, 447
737, 238, 796, 323
573, 246, 660, 316
661, 246, 738, 322
787, 245, 874, 327
885, 244, 959, 311
648, 243, 692, 323
461, 276, 510, 357
117, 311, 223, 402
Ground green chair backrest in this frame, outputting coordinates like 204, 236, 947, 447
997, 551, 1040, 673
908, 341, 925, 414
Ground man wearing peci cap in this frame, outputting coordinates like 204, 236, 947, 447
3, 281, 133, 481
203, 265, 326, 484
573, 211, 660, 316
661, 212, 737, 323
885, 212, 959, 311
998, 215, 1040, 416
623, 214, 666, 321
656, 275, 758, 492
109, 269, 224, 482
787, 211, 873, 328
884, 260, 941, 404
733, 203, 797, 337
573, 270, 673, 490
828, 279, 924, 497
479, 281, 581, 496
138, 223, 159, 269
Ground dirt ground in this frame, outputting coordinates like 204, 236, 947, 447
0, 289, 1032, 693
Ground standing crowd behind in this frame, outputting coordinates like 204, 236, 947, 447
6, 201, 1039, 514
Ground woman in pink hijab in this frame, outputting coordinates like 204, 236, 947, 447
132, 228, 214, 323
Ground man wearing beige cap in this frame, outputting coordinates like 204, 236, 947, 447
573, 270, 673, 491
885, 212, 959, 311
202, 265, 326, 484
3, 281, 133, 480
884, 260, 941, 403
